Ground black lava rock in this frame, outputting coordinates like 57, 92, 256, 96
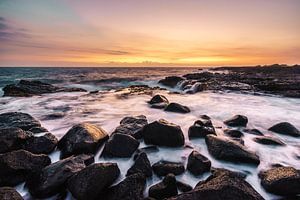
152, 161, 185, 176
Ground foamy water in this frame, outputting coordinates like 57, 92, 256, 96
0, 88, 299, 199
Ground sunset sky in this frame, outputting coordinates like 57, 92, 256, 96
0, 0, 299, 67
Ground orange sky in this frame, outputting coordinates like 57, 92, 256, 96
0, 0, 299, 67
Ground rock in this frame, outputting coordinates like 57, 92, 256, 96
0, 112, 46, 133
259, 166, 300, 196
0, 187, 23, 200
67, 163, 120, 200
224, 115, 248, 127
158, 76, 184, 87
24, 132, 58, 154
268, 122, 300, 137
102, 133, 139, 158
169, 169, 264, 200
141, 119, 185, 147
224, 129, 243, 138
205, 135, 260, 165
3, 80, 86, 97
112, 115, 148, 139
253, 136, 285, 146
137, 145, 159, 154
102, 173, 146, 200
149, 174, 178, 199
58, 123, 108, 158
244, 129, 264, 136
165, 103, 191, 113
0, 128, 32, 153
176, 181, 193, 192
0, 150, 51, 187
187, 150, 211, 176
149, 94, 169, 105
42, 112, 65, 120
188, 119, 216, 139
152, 161, 185, 176
127, 152, 152, 177
26, 154, 93, 198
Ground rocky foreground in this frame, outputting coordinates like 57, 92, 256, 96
0, 92, 299, 200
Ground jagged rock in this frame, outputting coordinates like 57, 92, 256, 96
127, 152, 152, 177
3, 80, 86, 97
205, 135, 260, 165
187, 150, 211, 176
259, 166, 300, 196
67, 163, 120, 200
152, 161, 185, 176
268, 122, 300, 137
224, 129, 243, 138
176, 181, 193, 192
149, 174, 178, 199
253, 136, 285, 146
58, 123, 108, 158
0, 187, 23, 200
165, 103, 190, 113
0, 128, 32, 153
224, 115, 248, 127
158, 76, 184, 87
26, 154, 93, 198
24, 132, 58, 154
102, 133, 139, 158
188, 119, 216, 139
0, 150, 51, 187
141, 119, 185, 147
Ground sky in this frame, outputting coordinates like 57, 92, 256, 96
0, 0, 299, 67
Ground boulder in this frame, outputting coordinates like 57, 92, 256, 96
224, 129, 243, 138
0, 150, 51, 187
126, 152, 152, 177
3, 80, 86, 97
176, 181, 193, 192
244, 129, 264, 136
168, 169, 264, 200
24, 132, 58, 154
0, 187, 23, 200
205, 135, 260, 165
165, 103, 191, 113
268, 122, 300, 137
224, 115, 248, 127
67, 163, 120, 200
158, 76, 184, 87
26, 154, 93, 198
187, 150, 211, 176
0, 128, 32, 153
149, 94, 169, 105
112, 115, 148, 139
101, 173, 146, 200
152, 161, 185, 176
102, 133, 139, 158
58, 123, 108, 158
253, 136, 285, 146
149, 174, 178, 199
188, 119, 216, 139
141, 119, 185, 147
259, 166, 300, 196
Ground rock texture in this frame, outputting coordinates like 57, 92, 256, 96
149, 174, 178, 199
24, 132, 58, 154
0, 128, 32, 153
224, 115, 248, 127
268, 122, 300, 137
187, 150, 211, 176
188, 118, 216, 139
0, 187, 23, 200
152, 161, 185, 176
253, 136, 285, 146
126, 152, 152, 177
158, 76, 184, 87
165, 103, 190, 113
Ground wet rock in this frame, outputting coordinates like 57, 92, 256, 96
112, 115, 148, 139
231, 138, 245, 145
127, 152, 152, 177
0, 112, 46, 133
3, 80, 86, 97
149, 174, 178, 199
0, 150, 51, 187
142, 119, 185, 147
28, 126, 49, 134
67, 163, 120, 200
188, 119, 216, 139
26, 154, 92, 198
0, 128, 32, 153
205, 135, 260, 165
149, 94, 169, 105
102, 133, 139, 158
58, 123, 108, 158
253, 136, 285, 146
102, 173, 146, 200
176, 181, 193, 192
187, 150, 211, 176
224, 115, 248, 127
137, 145, 159, 154
224, 129, 243, 138
158, 76, 184, 87
165, 103, 191, 113
24, 132, 58, 154
268, 122, 300, 137
152, 161, 185, 176
259, 166, 300, 196
169, 169, 263, 200
0, 187, 23, 200
244, 129, 264, 136
42, 112, 65, 120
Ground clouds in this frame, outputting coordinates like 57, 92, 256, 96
0, 16, 30, 42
